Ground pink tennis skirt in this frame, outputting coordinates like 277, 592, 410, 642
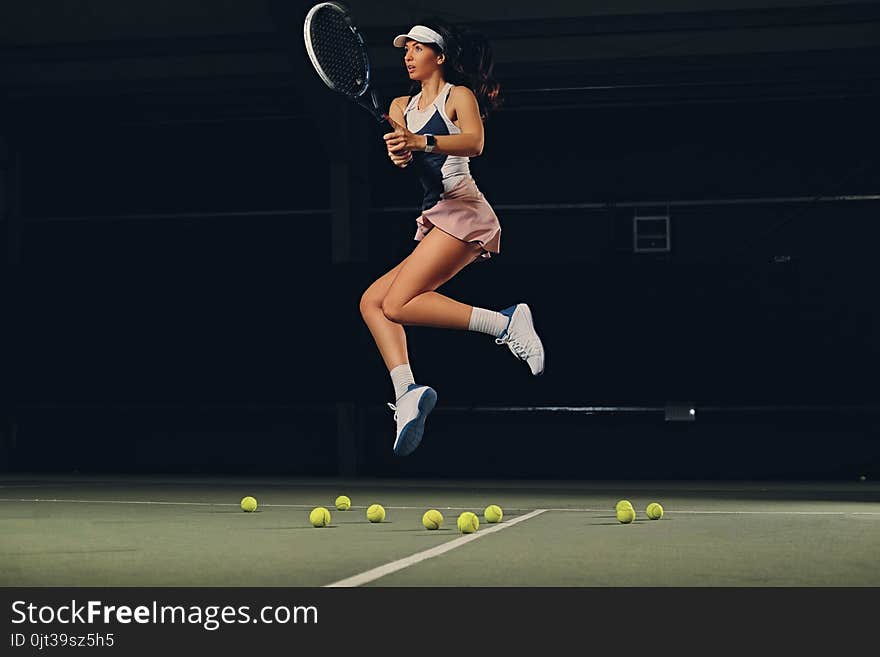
413, 175, 501, 260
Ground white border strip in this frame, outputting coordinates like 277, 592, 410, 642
324, 509, 548, 588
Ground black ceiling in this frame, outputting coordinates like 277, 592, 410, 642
1, 1, 878, 120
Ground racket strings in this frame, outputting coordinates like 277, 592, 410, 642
307, 6, 369, 96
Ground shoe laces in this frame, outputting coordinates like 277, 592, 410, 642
387, 402, 398, 422
495, 335, 533, 360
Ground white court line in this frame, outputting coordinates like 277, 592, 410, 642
0, 498, 878, 515
324, 509, 548, 588
0, 484, 79, 489
0, 498, 534, 510
0, 498, 231, 507
549, 508, 880, 515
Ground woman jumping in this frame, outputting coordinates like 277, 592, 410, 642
359, 19, 545, 457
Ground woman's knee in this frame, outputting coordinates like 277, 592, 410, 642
359, 286, 384, 318
380, 297, 405, 324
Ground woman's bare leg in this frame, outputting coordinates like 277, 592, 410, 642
380, 228, 484, 328
359, 257, 411, 371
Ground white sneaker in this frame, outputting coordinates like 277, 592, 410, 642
387, 384, 437, 456
496, 303, 545, 375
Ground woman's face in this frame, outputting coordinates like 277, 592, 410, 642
403, 40, 443, 80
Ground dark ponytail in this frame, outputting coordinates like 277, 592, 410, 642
408, 18, 503, 122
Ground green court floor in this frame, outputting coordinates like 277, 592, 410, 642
1, 475, 878, 586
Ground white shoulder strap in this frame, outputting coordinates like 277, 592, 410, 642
405, 93, 421, 114
434, 82, 453, 108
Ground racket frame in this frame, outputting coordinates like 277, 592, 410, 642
303, 1, 392, 125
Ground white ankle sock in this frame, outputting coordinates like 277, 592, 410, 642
468, 307, 509, 338
390, 364, 415, 401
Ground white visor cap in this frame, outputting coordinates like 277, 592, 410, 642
392, 25, 445, 51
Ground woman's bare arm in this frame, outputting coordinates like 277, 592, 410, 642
383, 87, 484, 158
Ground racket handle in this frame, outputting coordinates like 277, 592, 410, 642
379, 111, 411, 163
380, 111, 405, 156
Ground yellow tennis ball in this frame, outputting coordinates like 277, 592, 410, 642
240, 496, 258, 512
457, 511, 479, 534
484, 504, 503, 523
335, 495, 351, 511
367, 503, 386, 523
615, 500, 633, 512
646, 502, 664, 520
616, 505, 636, 524
309, 506, 331, 527
422, 509, 444, 530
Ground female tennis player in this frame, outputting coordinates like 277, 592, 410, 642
359, 19, 545, 457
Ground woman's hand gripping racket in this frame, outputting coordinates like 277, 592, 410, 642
303, 2, 413, 166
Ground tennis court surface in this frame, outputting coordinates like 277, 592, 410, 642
2, 475, 878, 586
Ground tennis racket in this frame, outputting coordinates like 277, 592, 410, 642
303, 2, 395, 128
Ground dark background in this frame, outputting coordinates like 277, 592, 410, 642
2, 1, 879, 479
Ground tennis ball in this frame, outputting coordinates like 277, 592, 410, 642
367, 503, 386, 523
422, 509, 444, 530
646, 502, 664, 520
616, 505, 636, 524
309, 506, 331, 527
457, 511, 479, 534
484, 504, 503, 523
615, 500, 633, 512
240, 496, 258, 512
335, 495, 351, 511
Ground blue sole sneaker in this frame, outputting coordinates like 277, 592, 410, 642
495, 303, 545, 376
388, 384, 437, 457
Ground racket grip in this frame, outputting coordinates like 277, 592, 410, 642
380, 112, 395, 128
380, 111, 408, 157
